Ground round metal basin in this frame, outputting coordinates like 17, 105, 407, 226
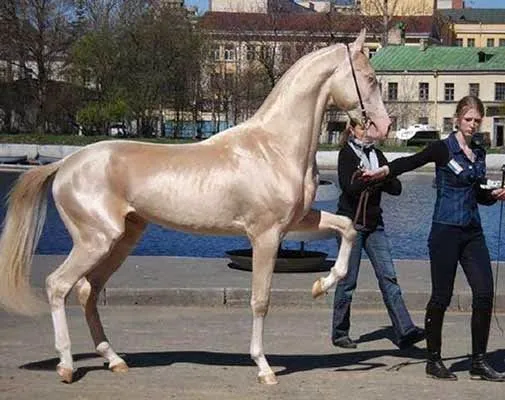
226, 179, 337, 273
226, 249, 330, 273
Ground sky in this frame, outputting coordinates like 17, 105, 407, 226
184, 0, 505, 14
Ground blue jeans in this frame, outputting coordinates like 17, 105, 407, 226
332, 227, 417, 343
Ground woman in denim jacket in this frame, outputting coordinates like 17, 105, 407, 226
332, 118, 425, 350
364, 96, 505, 381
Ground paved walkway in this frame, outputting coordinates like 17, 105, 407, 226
31, 255, 505, 312
2, 307, 505, 399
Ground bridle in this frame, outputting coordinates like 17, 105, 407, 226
346, 43, 371, 129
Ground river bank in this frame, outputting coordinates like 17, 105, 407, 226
2, 143, 505, 171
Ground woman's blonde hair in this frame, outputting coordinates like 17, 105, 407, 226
455, 95, 484, 120
339, 118, 364, 146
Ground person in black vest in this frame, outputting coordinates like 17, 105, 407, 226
331, 117, 425, 350
363, 96, 505, 381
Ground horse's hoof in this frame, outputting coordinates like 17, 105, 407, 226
312, 278, 325, 298
258, 373, 278, 385
110, 361, 129, 373
56, 365, 73, 383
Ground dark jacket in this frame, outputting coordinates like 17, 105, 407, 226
388, 134, 496, 227
336, 142, 402, 231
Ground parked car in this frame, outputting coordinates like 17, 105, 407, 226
109, 123, 129, 137
396, 124, 440, 146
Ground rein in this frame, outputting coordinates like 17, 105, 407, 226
346, 43, 369, 127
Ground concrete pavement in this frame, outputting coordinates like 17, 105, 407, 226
1, 307, 505, 399
30, 255, 505, 312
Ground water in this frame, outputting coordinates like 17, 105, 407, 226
1, 170, 505, 260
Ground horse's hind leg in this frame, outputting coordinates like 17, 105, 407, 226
249, 230, 280, 385
74, 216, 146, 374
46, 219, 126, 383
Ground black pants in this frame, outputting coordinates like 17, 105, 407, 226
427, 223, 494, 355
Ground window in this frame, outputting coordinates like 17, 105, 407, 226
419, 82, 429, 101
281, 45, 291, 63
500, 38, 505, 47
246, 45, 255, 61
444, 83, 454, 101
487, 38, 495, 47
390, 116, 398, 132
469, 83, 479, 97
443, 117, 454, 133
224, 44, 235, 61
455, 38, 463, 47
210, 73, 220, 90
224, 73, 234, 90
496, 83, 505, 101
211, 46, 220, 61
418, 117, 429, 125
388, 82, 398, 101
260, 45, 273, 61
467, 38, 475, 47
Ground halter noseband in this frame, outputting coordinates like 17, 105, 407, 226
346, 43, 370, 128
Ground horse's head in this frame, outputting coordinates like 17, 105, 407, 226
328, 29, 391, 140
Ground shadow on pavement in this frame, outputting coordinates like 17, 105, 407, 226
449, 349, 505, 374
19, 353, 107, 383
19, 346, 433, 382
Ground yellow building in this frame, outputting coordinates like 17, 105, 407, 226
441, 9, 505, 47
372, 45, 505, 147
361, 0, 435, 16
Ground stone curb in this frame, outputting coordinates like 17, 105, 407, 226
31, 286, 505, 311
37, 287, 504, 313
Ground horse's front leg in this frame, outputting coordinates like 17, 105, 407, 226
289, 209, 356, 298
249, 230, 281, 385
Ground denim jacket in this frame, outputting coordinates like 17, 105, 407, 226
432, 133, 487, 226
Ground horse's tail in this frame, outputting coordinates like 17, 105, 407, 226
0, 161, 62, 315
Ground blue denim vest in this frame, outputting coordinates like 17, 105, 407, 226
432, 133, 487, 226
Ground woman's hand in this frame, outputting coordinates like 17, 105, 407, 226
361, 166, 390, 182
491, 188, 505, 201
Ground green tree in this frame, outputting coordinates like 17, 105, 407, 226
70, 2, 204, 136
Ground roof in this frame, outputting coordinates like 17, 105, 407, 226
371, 45, 505, 72
440, 8, 505, 24
199, 12, 436, 36
268, 0, 314, 13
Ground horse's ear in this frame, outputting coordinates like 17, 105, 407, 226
352, 29, 367, 52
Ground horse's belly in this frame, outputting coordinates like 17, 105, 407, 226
132, 194, 245, 236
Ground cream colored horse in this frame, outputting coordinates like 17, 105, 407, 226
0, 30, 390, 385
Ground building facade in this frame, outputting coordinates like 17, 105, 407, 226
199, 11, 444, 140
360, 0, 434, 16
441, 9, 505, 48
371, 45, 505, 146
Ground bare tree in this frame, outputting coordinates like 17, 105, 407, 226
1, 0, 75, 133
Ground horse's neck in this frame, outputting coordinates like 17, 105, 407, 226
251, 45, 342, 169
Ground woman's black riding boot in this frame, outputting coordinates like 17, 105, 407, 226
425, 306, 457, 380
470, 308, 505, 382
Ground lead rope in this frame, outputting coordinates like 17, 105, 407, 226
351, 170, 369, 230
493, 165, 505, 334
